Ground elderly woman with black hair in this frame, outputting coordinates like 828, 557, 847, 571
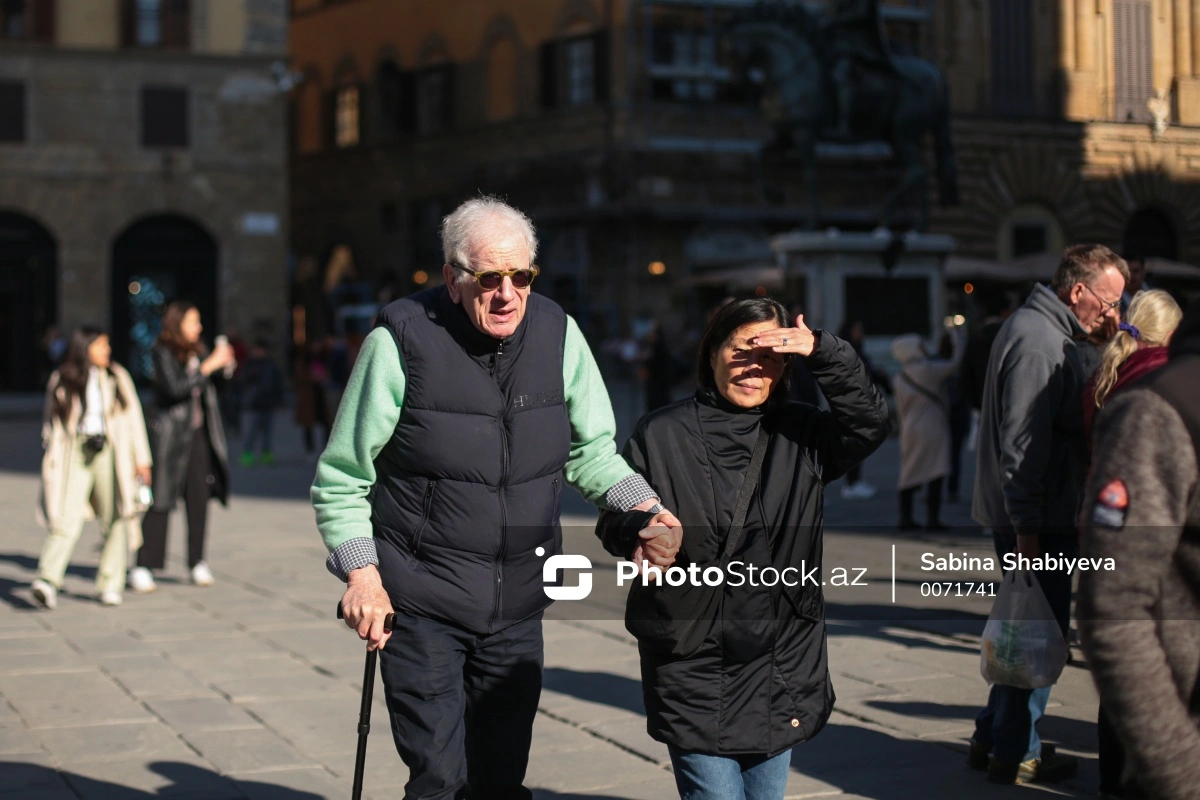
596, 298, 890, 800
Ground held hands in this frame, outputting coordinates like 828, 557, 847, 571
135, 466, 152, 486
340, 564, 395, 651
632, 510, 683, 581
750, 314, 817, 357
201, 343, 236, 376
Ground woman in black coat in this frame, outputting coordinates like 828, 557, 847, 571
597, 299, 890, 800
129, 301, 234, 592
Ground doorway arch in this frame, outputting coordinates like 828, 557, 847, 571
112, 215, 218, 383
0, 212, 57, 390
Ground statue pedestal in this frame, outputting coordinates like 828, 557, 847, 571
770, 229, 955, 369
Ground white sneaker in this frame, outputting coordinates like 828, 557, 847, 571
190, 562, 214, 587
31, 579, 57, 610
99, 590, 123, 607
128, 567, 157, 594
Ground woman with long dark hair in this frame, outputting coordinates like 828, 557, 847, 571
128, 301, 234, 592
596, 298, 890, 800
32, 327, 152, 609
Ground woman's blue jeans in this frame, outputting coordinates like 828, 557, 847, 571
668, 747, 792, 800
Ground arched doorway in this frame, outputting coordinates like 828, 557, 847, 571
1122, 207, 1178, 260
112, 215, 218, 383
0, 212, 57, 391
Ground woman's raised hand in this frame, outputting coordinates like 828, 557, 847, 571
750, 314, 817, 357
200, 343, 235, 376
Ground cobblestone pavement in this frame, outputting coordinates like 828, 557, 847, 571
0, 411, 1096, 799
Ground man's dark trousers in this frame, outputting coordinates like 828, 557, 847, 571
378, 611, 543, 800
973, 529, 1077, 764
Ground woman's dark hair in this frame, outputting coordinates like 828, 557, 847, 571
158, 301, 206, 362
54, 326, 125, 422
696, 298, 792, 410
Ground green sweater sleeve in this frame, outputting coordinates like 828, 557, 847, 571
311, 327, 404, 553
561, 315, 639, 505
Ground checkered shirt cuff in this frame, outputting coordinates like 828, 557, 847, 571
604, 474, 658, 512
326, 537, 379, 582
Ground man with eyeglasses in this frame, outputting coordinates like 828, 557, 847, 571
311, 196, 680, 799
968, 244, 1129, 785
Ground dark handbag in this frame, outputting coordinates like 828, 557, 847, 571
82, 433, 107, 455
625, 422, 771, 658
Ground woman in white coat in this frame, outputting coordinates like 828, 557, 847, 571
891, 330, 964, 530
33, 327, 152, 609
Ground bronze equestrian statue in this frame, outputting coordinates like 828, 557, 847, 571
726, 0, 959, 231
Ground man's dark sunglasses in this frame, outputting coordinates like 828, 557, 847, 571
451, 263, 539, 290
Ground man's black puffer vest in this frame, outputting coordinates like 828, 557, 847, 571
371, 287, 570, 634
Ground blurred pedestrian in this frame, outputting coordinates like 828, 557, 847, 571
129, 302, 234, 593
939, 329, 971, 503
239, 339, 284, 466
891, 329, 963, 531
968, 244, 1128, 785
644, 321, 686, 412
959, 291, 1012, 413
1078, 299, 1200, 800
31, 327, 152, 609
837, 319, 889, 499
293, 341, 331, 458
1079, 288, 1181, 797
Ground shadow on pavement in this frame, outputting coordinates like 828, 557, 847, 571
9, 759, 331, 799
865, 699, 1098, 755
542, 667, 645, 716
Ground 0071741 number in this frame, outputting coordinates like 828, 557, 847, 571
919, 582, 996, 598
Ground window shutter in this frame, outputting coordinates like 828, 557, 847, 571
540, 41, 559, 109
33, 0, 55, 43
990, 0, 1034, 116
377, 62, 402, 140
399, 70, 417, 134
163, 0, 190, 49
1114, 0, 1153, 122
440, 65, 456, 130
119, 0, 135, 47
592, 31, 609, 103
0, 81, 26, 142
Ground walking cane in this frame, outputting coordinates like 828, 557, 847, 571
337, 604, 394, 800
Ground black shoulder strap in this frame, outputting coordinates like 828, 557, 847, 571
718, 421, 772, 563
900, 371, 945, 410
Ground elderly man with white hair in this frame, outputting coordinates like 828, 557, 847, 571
312, 196, 680, 799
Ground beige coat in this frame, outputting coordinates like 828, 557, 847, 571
38, 365, 153, 536
892, 333, 964, 491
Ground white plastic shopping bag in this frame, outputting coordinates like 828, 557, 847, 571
980, 570, 1068, 689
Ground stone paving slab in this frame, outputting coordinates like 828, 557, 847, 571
182, 728, 319, 775
0, 670, 153, 729
33, 721, 197, 766
144, 696, 263, 734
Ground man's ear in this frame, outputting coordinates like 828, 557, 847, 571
443, 264, 461, 302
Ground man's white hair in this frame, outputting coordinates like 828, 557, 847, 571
441, 196, 539, 285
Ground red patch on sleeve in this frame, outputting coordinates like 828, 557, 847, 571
1099, 480, 1129, 510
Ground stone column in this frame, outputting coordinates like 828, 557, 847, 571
1062, 0, 1077, 70
1177, 0, 1193, 77
1193, 0, 1200, 73
1077, 0, 1096, 70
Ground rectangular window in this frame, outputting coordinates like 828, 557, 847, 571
990, 0, 1035, 116
0, 81, 26, 142
1114, 0, 1153, 122
416, 68, 451, 135
123, 0, 189, 49
141, 86, 188, 148
334, 84, 360, 148
564, 37, 595, 107
1, 0, 53, 42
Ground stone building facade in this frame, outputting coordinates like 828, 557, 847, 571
288, 0, 1200, 345
0, 0, 289, 390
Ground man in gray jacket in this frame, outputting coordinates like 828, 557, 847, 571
1078, 300, 1200, 800
968, 244, 1128, 784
